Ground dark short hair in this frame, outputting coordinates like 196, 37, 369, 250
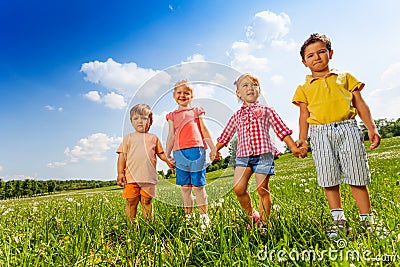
300, 33, 331, 60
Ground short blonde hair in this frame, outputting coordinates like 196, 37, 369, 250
174, 79, 194, 95
129, 103, 153, 132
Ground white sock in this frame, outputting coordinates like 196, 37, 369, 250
331, 208, 346, 221
359, 213, 374, 224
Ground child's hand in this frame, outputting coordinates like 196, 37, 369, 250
209, 149, 219, 161
116, 174, 126, 187
299, 147, 308, 158
167, 161, 175, 174
369, 132, 381, 150
167, 155, 175, 165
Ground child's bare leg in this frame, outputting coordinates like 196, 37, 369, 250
140, 196, 153, 220
233, 166, 253, 216
181, 185, 194, 214
193, 186, 208, 214
255, 174, 271, 222
349, 185, 372, 214
324, 185, 342, 209
126, 196, 140, 220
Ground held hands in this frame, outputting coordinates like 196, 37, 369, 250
295, 139, 308, 158
209, 149, 220, 162
166, 155, 176, 174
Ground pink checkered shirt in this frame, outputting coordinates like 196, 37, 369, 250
217, 101, 293, 157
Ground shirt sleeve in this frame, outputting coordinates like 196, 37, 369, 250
166, 111, 174, 121
217, 114, 236, 145
266, 107, 293, 141
292, 84, 308, 106
346, 72, 365, 92
116, 135, 127, 154
155, 136, 164, 154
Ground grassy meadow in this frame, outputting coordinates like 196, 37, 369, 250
0, 137, 399, 266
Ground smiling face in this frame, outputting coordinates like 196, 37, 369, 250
173, 85, 193, 109
236, 76, 260, 105
302, 41, 333, 78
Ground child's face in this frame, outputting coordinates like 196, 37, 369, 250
173, 85, 193, 108
302, 41, 333, 74
131, 113, 150, 133
236, 76, 260, 105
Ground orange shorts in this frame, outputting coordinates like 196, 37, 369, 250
122, 183, 156, 199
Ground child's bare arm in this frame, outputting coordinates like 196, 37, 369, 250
165, 120, 175, 160
352, 90, 381, 150
116, 152, 126, 187
198, 116, 217, 161
297, 102, 310, 150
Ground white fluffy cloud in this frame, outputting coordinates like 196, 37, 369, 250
80, 58, 159, 97
246, 11, 290, 44
44, 105, 63, 111
84, 90, 127, 109
381, 62, 400, 88
229, 10, 295, 74
47, 133, 122, 168
65, 133, 122, 163
367, 63, 400, 119
0, 165, 3, 172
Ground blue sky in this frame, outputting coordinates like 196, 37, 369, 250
1, 0, 399, 181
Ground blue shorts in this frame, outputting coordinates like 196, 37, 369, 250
173, 147, 206, 187
234, 153, 275, 175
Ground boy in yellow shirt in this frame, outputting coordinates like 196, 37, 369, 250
292, 33, 381, 238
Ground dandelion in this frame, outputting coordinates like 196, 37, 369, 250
113, 225, 118, 230
384, 178, 390, 181
93, 258, 102, 265
2, 208, 14, 216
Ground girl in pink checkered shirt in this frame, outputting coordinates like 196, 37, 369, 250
215, 73, 305, 228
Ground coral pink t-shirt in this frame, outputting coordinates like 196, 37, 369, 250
166, 107, 207, 151
117, 132, 163, 184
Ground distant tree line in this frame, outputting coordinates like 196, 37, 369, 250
0, 179, 115, 200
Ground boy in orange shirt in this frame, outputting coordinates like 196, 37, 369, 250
117, 104, 174, 220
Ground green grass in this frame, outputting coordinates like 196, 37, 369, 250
0, 137, 399, 266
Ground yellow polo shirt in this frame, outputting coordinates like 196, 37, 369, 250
292, 70, 364, 125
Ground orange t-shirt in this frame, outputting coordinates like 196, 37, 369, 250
117, 132, 163, 184
166, 107, 207, 151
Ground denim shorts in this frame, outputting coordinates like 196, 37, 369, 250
173, 147, 206, 186
234, 153, 275, 175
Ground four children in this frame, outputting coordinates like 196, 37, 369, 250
117, 33, 380, 237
